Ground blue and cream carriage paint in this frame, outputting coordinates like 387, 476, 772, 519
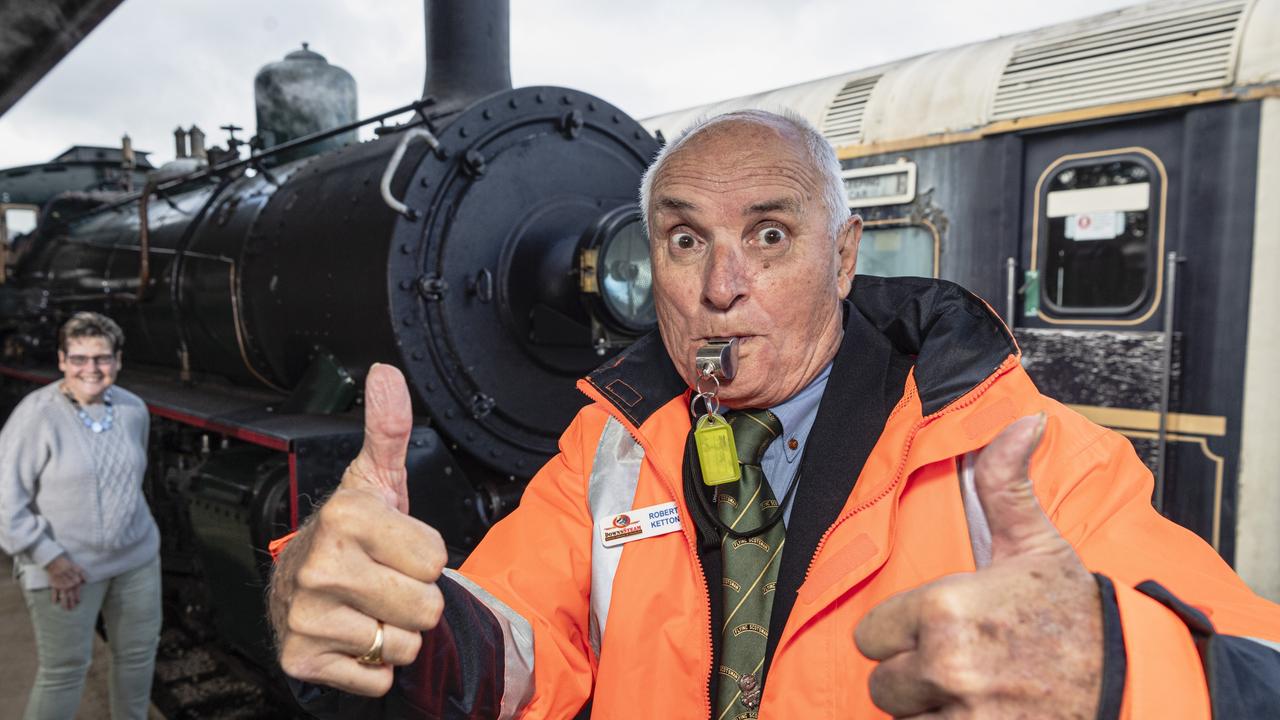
644, 0, 1280, 601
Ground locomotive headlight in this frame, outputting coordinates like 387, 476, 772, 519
598, 217, 655, 330
579, 206, 657, 336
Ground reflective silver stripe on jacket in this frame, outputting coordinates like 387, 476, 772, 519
959, 451, 993, 568
442, 569, 536, 719
586, 417, 646, 657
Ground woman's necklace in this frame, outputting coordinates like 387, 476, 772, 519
61, 385, 115, 433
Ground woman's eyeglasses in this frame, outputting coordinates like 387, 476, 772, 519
65, 354, 117, 367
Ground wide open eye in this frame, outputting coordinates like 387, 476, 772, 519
671, 232, 698, 251
757, 226, 786, 246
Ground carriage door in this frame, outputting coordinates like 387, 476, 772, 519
1012, 114, 1225, 548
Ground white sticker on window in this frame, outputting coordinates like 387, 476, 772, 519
1047, 183, 1149, 217
1065, 211, 1125, 241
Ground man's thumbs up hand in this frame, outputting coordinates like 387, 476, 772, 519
854, 414, 1103, 719
270, 364, 446, 698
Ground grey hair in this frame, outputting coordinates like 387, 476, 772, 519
639, 108, 848, 239
58, 311, 125, 353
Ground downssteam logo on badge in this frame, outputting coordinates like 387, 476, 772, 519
604, 513, 644, 542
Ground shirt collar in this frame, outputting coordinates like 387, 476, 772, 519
769, 361, 832, 461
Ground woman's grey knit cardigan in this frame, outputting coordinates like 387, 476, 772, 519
0, 381, 158, 590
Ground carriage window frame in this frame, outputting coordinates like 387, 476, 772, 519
859, 218, 940, 279
1030, 148, 1166, 324
1, 203, 39, 243
0, 203, 40, 285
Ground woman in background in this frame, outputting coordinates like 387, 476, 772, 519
0, 312, 161, 720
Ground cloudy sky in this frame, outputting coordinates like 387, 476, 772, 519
0, 0, 1144, 168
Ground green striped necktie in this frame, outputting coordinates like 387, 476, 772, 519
714, 408, 785, 720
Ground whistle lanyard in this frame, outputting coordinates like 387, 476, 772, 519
684, 338, 805, 543
684, 423, 804, 543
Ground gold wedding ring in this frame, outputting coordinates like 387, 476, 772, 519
356, 620, 386, 665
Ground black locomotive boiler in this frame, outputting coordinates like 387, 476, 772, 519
0, 0, 659, 703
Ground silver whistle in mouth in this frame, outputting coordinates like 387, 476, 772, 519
694, 338, 740, 381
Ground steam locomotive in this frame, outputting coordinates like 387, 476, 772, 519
0, 0, 659, 703
3, 0, 1280, 712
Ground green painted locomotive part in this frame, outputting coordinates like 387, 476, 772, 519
279, 346, 357, 414
184, 447, 291, 672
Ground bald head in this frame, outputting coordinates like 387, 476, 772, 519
640, 110, 848, 240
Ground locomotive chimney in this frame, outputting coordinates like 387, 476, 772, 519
121, 134, 135, 169
188, 125, 206, 161
422, 0, 511, 112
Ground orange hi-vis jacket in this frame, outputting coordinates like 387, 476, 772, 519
293, 277, 1280, 719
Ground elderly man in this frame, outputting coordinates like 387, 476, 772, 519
269, 110, 1280, 718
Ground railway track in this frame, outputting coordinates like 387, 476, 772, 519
151, 567, 305, 719
151, 625, 288, 719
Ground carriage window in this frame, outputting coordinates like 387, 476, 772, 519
2, 206, 37, 242
0, 205, 37, 284
858, 222, 936, 278
1041, 158, 1156, 312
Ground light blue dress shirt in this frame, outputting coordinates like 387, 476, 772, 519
762, 361, 832, 526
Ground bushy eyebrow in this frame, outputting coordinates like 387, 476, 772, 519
651, 196, 801, 222
747, 198, 801, 216
653, 197, 697, 213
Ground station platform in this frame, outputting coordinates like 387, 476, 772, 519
0, 554, 164, 720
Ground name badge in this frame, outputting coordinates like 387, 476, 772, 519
600, 501, 683, 548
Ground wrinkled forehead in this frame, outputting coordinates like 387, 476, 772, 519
648, 119, 820, 211
665, 117, 808, 173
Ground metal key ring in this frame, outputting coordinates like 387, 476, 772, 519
694, 372, 720, 397
689, 391, 721, 418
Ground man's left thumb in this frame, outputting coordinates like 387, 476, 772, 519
973, 413, 1066, 563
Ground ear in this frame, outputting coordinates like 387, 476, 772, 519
835, 213, 861, 297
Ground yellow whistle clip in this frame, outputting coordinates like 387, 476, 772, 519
694, 413, 740, 486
